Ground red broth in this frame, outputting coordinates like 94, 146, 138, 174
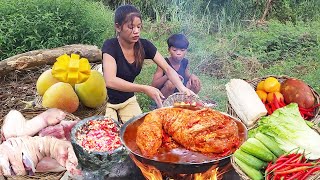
123, 113, 247, 163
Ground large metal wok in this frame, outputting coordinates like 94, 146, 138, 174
120, 107, 248, 174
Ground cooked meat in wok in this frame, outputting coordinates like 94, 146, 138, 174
136, 108, 239, 157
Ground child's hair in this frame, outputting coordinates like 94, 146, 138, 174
115, 5, 145, 68
167, 34, 189, 49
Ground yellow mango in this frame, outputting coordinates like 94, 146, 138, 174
75, 70, 107, 108
42, 82, 79, 113
51, 53, 91, 84
36, 69, 59, 96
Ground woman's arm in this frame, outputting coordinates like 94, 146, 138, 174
102, 53, 146, 93
152, 51, 194, 95
102, 53, 164, 106
151, 66, 168, 89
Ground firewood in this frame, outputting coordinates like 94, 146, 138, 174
0, 44, 102, 76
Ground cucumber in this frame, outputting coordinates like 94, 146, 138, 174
240, 138, 274, 162
234, 157, 264, 180
247, 138, 278, 161
234, 149, 268, 170
255, 133, 285, 157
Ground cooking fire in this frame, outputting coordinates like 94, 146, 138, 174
130, 154, 233, 180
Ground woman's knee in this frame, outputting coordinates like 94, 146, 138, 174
118, 97, 142, 123
105, 107, 118, 121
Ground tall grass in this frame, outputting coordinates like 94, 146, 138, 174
0, 0, 114, 60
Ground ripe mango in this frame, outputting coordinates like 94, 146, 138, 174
36, 69, 59, 96
51, 54, 91, 85
75, 70, 107, 108
42, 82, 79, 113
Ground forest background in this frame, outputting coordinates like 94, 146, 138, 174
1, 0, 319, 112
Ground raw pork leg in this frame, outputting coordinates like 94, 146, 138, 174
38, 120, 78, 141
36, 157, 66, 172
1, 108, 66, 141
0, 136, 80, 176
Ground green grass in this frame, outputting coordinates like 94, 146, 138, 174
135, 20, 320, 113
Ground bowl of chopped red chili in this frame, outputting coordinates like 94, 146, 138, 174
70, 116, 128, 172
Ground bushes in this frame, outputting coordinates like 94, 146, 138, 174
230, 20, 319, 64
0, 0, 114, 60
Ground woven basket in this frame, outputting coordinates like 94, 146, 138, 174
226, 75, 320, 125
228, 76, 320, 180
0, 108, 80, 180
231, 148, 320, 180
231, 126, 320, 180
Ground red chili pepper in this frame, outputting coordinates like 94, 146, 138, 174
300, 167, 320, 180
275, 166, 311, 175
310, 103, 320, 109
278, 99, 285, 107
286, 163, 313, 167
265, 103, 273, 115
265, 162, 273, 174
266, 173, 271, 180
287, 170, 307, 180
299, 107, 315, 112
269, 101, 277, 112
300, 112, 306, 119
271, 154, 302, 171
273, 93, 280, 109
304, 112, 315, 117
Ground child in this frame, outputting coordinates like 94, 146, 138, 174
151, 33, 201, 98
101, 5, 194, 123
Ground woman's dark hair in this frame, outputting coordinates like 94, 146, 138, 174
115, 5, 145, 68
167, 34, 189, 49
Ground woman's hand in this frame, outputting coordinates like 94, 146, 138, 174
180, 86, 196, 97
143, 85, 165, 108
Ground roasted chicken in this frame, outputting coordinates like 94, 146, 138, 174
136, 108, 239, 157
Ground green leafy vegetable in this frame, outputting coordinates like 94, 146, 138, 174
249, 103, 320, 160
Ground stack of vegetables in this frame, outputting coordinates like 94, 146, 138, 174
233, 103, 320, 180
255, 77, 319, 120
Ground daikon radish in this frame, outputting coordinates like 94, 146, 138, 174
226, 79, 267, 127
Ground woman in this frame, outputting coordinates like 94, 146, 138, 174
102, 5, 194, 123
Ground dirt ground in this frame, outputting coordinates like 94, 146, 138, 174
0, 65, 48, 119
